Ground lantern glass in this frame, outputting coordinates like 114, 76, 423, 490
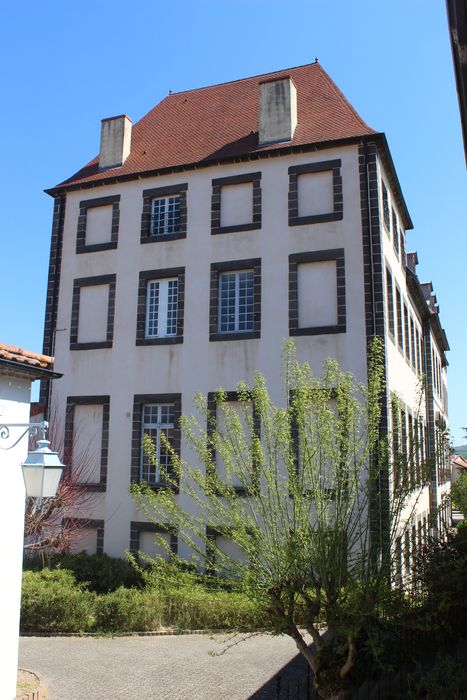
21, 439, 64, 499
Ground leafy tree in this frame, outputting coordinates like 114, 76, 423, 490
451, 471, 467, 518
132, 339, 428, 700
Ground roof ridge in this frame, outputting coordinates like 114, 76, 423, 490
166, 61, 319, 96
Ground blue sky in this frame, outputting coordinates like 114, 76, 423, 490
1, 1, 466, 443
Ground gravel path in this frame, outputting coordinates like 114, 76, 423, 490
19, 633, 310, 699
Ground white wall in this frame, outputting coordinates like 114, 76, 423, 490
50, 144, 369, 557
0, 372, 31, 700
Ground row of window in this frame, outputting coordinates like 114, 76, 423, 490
76, 160, 344, 254
381, 178, 406, 267
391, 398, 428, 493
70, 250, 346, 350
385, 266, 423, 376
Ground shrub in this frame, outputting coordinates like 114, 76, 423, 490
407, 655, 467, 700
161, 588, 268, 630
21, 569, 93, 632
411, 528, 467, 640
24, 552, 143, 593
93, 588, 162, 632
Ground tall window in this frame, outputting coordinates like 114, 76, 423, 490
396, 287, 403, 351
392, 210, 399, 255
146, 278, 178, 338
150, 195, 181, 236
382, 181, 390, 230
386, 268, 395, 338
218, 270, 254, 333
141, 404, 175, 484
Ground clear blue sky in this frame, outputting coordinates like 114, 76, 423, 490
1, 1, 466, 443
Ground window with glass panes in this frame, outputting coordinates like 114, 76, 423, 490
141, 404, 175, 484
146, 278, 178, 337
150, 196, 181, 235
218, 270, 254, 333
382, 181, 390, 230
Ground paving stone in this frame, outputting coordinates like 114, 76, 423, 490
19, 633, 308, 699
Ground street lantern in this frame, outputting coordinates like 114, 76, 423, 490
0, 420, 65, 498
21, 437, 65, 498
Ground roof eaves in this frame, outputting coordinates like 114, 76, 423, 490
0, 357, 62, 381
45, 134, 375, 197
370, 133, 414, 230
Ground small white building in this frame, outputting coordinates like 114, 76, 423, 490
0, 343, 60, 700
39, 62, 449, 570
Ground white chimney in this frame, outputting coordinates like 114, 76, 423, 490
99, 115, 132, 169
259, 77, 297, 146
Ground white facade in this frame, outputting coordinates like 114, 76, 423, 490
41, 65, 450, 566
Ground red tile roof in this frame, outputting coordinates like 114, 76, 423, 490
0, 344, 54, 370
53, 62, 377, 191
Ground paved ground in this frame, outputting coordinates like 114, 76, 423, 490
19, 633, 310, 699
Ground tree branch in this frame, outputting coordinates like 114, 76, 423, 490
340, 636, 357, 679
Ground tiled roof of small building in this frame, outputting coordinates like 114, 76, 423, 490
53, 62, 377, 190
0, 344, 54, 370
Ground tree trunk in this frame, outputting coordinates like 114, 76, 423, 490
315, 675, 352, 700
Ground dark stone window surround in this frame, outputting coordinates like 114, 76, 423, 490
288, 249, 346, 336
76, 195, 120, 254
130, 393, 181, 492
62, 518, 104, 554
385, 265, 395, 342
209, 258, 261, 342
395, 284, 404, 354
140, 183, 188, 243
130, 521, 178, 556
207, 390, 261, 496
288, 160, 343, 226
136, 267, 185, 346
70, 274, 116, 351
64, 395, 110, 492
211, 172, 262, 235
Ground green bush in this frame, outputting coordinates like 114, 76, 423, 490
94, 587, 162, 632
161, 588, 267, 630
407, 655, 467, 700
24, 552, 143, 594
21, 569, 94, 632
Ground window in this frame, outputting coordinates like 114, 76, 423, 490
382, 181, 390, 230
210, 259, 261, 341
65, 395, 110, 491
410, 317, 416, 370
400, 229, 406, 267
131, 394, 181, 489
141, 183, 187, 242
211, 172, 262, 235
150, 196, 180, 236
76, 195, 120, 253
395, 287, 403, 351
403, 303, 410, 362
207, 391, 261, 495
288, 160, 343, 226
70, 275, 116, 350
219, 271, 254, 333
141, 403, 175, 484
392, 210, 399, 255
289, 249, 346, 336
136, 268, 184, 345
130, 522, 177, 558
386, 268, 395, 339
146, 278, 178, 338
